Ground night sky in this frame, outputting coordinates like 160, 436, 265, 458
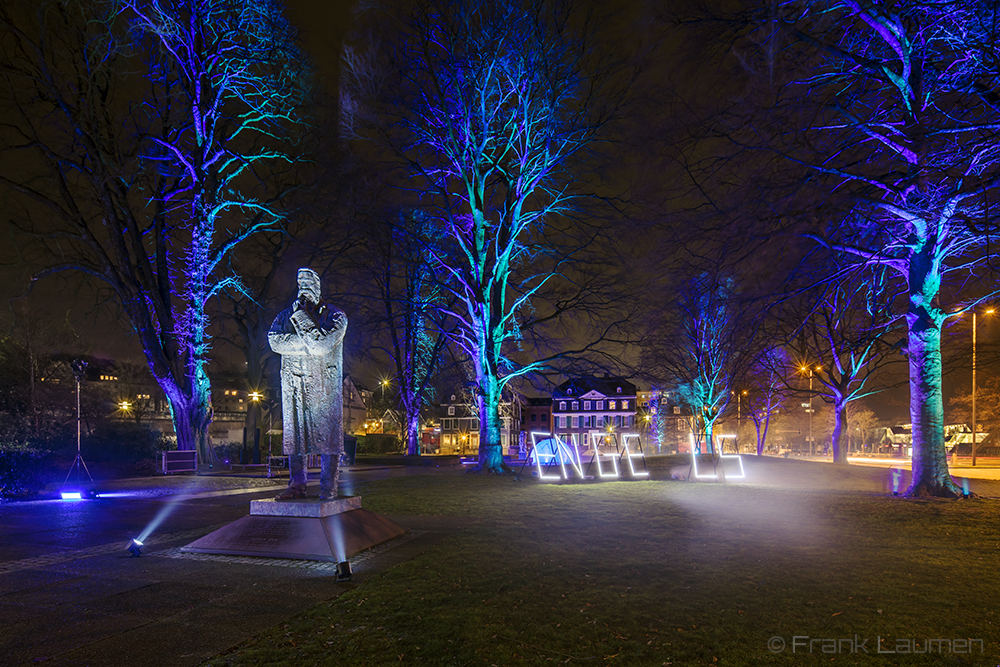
3, 0, 999, 427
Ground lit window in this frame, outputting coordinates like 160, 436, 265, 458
609, 400, 616, 410
622, 400, 628, 409
448, 406, 455, 416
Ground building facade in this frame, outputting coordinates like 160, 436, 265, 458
550, 378, 637, 448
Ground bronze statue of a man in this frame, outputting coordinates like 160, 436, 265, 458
268, 268, 347, 500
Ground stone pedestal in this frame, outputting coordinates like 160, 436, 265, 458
181, 496, 406, 562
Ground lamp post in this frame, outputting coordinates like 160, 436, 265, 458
972, 308, 994, 467
800, 365, 820, 456
249, 390, 263, 465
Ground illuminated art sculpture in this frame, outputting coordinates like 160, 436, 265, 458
588, 431, 619, 478
621, 434, 649, 478
689, 433, 745, 480
587, 432, 649, 479
530, 432, 584, 480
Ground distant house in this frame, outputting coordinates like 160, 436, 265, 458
520, 397, 552, 435
343, 376, 369, 435
550, 377, 637, 449
434, 392, 520, 455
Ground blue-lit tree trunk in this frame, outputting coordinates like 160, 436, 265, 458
343, 0, 627, 473
376, 212, 447, 457
751, 1, 1000, 495
0, 1, 309, 466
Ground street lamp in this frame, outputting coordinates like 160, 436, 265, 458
119, 400, 131, 413
248, 390, 264, 465
972, 308, 994, 466
800, 365, 820, 456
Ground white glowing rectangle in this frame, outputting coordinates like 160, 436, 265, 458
690, 444, 745, 480
621, 433, 649, 477
60, 491, 82, 500
530, 431, 562, 480
588, 431, 620, 478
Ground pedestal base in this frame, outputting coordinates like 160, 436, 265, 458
181, 496, 406, 562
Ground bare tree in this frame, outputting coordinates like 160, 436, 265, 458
0, 0, 311, 464
342, 0, 633, 473
736, 1, 1000, 495
779, 267, 900, 463
646, 271, 764, 455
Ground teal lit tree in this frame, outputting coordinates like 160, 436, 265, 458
0, 1, 309, 464
749, 1, 1000, 495
343, 0, 629, 472
651, 273, 751, 454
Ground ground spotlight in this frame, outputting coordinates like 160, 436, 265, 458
126, 539, 143, 558
60, 488, 98, 500
335, 561, 352, 582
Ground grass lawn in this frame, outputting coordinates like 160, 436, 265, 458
206, 457, 1000, 666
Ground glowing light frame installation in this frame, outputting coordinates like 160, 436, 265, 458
689, 434, 746, 480
530, 431, 585, 480
621, 434, 649, 478
588, 431, 620, 478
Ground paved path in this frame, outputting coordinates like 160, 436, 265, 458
0, 464, 471, 667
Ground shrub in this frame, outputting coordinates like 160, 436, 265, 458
82, 422, 170, 473
355, 433, 402, 455
0, 448, 55, 499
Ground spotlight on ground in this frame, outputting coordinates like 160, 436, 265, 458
126, 539, 143, 558
60, 488, 98, 500
335, 561, 352, 582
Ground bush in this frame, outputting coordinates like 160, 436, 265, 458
0, 448, 56, 499
81, 422, 170, 473
355, 433, 403, 455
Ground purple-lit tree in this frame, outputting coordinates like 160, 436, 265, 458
752, 1, 1000, 495
369, 211, 449, 456
1, 1, 309, 464
342, 0, 629, 472
744, 348, 787, 456
782, 268, 899, 463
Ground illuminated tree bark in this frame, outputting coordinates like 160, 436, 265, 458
0, 1, 309, 465
375, 212, 447, 457
748, 1, 1000, 495
784, 270, 897, 464
343, 0, 628, 473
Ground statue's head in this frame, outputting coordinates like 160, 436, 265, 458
297, 268, 322, 304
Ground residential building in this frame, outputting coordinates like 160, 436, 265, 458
520, 397, 552, 435
343, 376, 369, 435
550, 377, 637, 449
435, 393, 520, 455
